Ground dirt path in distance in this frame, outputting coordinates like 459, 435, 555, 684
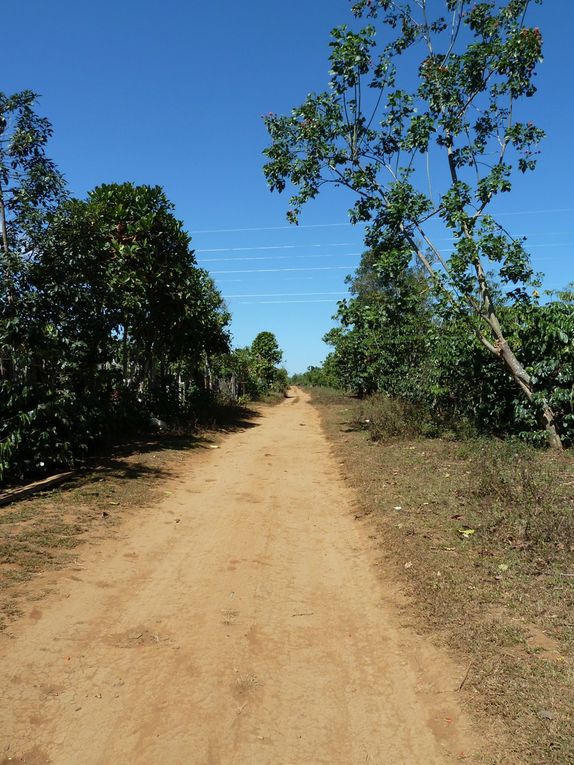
0, 389, 479, 765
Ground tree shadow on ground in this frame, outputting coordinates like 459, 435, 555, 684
100, 403, 262, 464
0, 404, 263, 504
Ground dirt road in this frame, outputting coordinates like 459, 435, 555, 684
0, 390, 477, 764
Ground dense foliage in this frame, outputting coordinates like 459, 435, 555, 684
211, 332, 288, 401
0, 178, 232, 482
302, 247, 574, 445
0, 91, 285, 485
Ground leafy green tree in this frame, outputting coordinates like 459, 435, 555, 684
35, 183, 230, 388
250, 331, 284, 391
325, 252, 433, 397
0, 90, 65, 267
0, 91, 66, 378
264, 0, 563, 447
1, 180, 231, 482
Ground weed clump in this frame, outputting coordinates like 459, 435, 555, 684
354, 394, 439, 440
465, 439, 574, 556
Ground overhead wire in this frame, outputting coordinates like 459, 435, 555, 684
223, 291, 348, 298
209, 265, 357, 274
190, 208, 574, 235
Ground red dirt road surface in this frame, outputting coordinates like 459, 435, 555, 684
0, 390, 477, 764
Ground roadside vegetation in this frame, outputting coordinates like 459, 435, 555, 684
291, 255, 574, 446
0, 91, 286, 487
266, 0, 573, 449
310, 387, 574, 765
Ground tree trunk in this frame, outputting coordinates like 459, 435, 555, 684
470, 255, 563, 450
0, 184, 9, 260
122, 322, 129, 382
480, 335, 563, 450
497, 339, 563, 450
0, 183, 15, 382
434, 134, 563, 450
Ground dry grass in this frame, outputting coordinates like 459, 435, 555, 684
310, 388, 574, 765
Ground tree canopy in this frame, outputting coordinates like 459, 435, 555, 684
263, 0, 563, 446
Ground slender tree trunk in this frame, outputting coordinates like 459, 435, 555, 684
0, 183, 15, 381
438, 134, 563, 449
0, 185, 9, 260
203, 352, 212, 391
410, 232, 563, 449
469, 257, 563, 450
122, 322, 129, 382
479, 334, 563, 450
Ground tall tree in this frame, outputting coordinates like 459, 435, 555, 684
251, 331, 283, 390
263, 1, 562, 447
35, 183, 230, 388
0, 91, 66, 378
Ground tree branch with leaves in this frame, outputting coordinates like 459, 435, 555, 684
263, 0, 562, 447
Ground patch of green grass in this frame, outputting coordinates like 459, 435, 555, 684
0, 505, 39, 525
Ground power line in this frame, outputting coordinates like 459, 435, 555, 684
192, 222, 357, 234
224, 291, 348, 298
210, 265, 356, 274
199, 252, 361, 263
201, 243, 572, 264
195, 231, 574, 263
191, 209, 574, 235
196, 242, 355, 253
238, 298, 344, 305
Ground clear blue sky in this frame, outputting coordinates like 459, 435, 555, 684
4, 1, 573, 373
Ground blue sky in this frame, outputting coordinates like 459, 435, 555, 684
4, 1, 573, 373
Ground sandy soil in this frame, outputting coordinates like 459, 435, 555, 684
0, 389, 478, 765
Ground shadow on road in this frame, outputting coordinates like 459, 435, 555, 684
96, 403, 262, 466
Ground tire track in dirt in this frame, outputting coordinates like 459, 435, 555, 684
0, 389, 477, 764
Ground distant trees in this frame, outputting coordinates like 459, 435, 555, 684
211, 332, 287, 400
250, 331, 283, 389
263, 1, 564, 447
290, 362, 338, 389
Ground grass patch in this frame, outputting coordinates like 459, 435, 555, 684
310, 388, 574, 765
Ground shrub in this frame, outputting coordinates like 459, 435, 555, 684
466, 439, 574, 554
354, 394, 439, 440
